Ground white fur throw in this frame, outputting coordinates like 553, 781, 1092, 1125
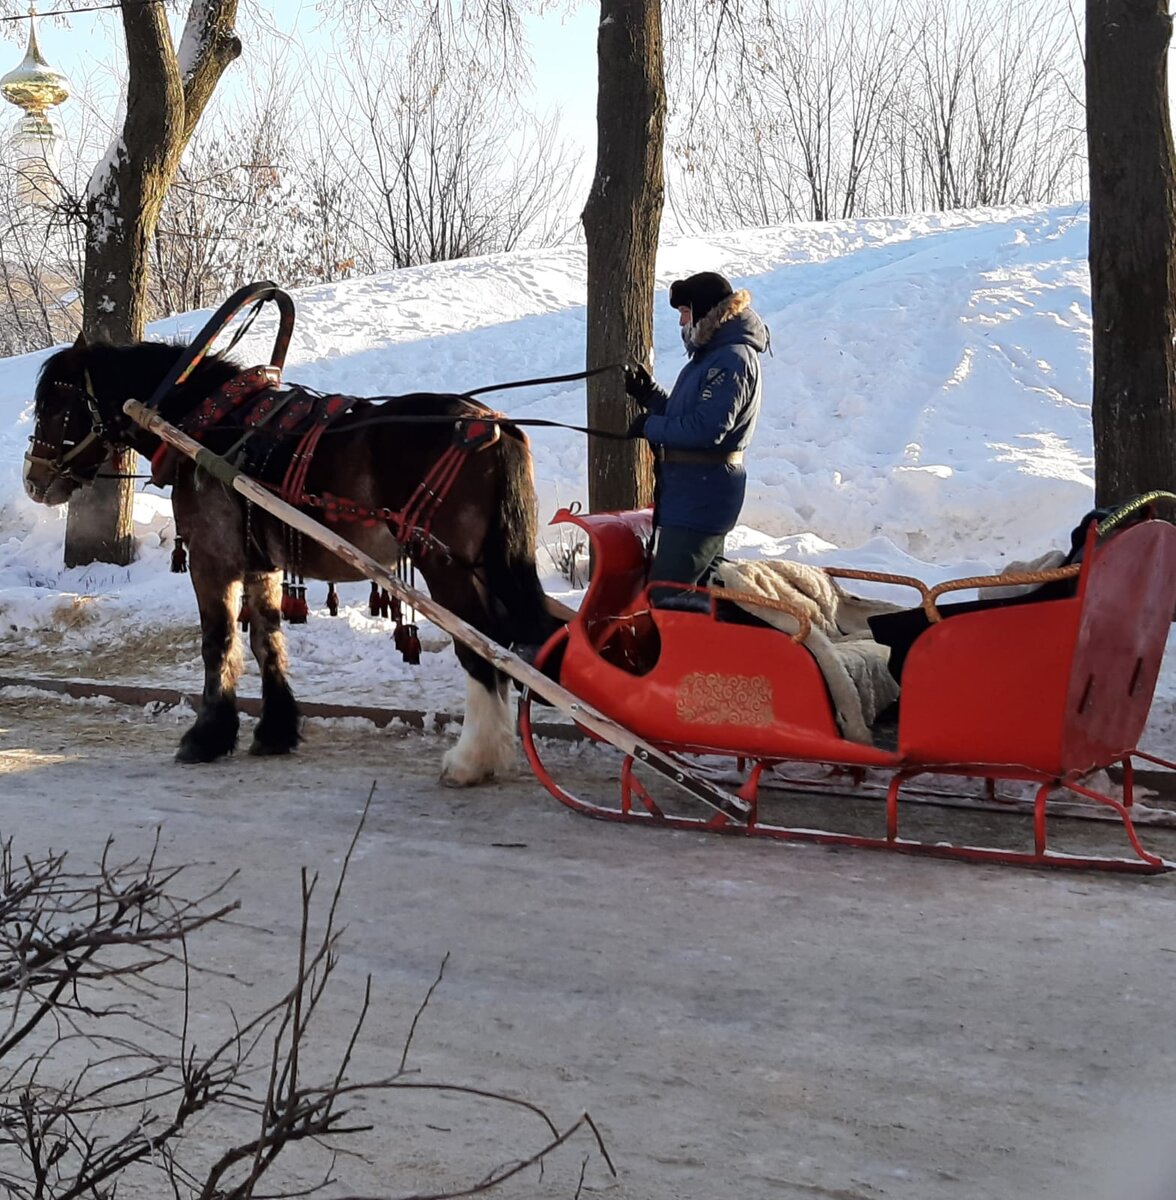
715, 560, 904, 745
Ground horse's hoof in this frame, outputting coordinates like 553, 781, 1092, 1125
440, 770, 493, 787
248, 738, 295, 757
175, 741, 226, 764
439, 760, 497, 787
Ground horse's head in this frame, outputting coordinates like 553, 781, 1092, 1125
23, 338, 201, 506
23, 340, 131, 506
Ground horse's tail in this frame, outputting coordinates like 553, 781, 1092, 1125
484, 428, 564, 652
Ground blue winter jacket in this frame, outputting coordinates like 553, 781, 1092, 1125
643, 293, 769, 534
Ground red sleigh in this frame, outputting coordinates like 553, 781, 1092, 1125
519, 502, 1176, 872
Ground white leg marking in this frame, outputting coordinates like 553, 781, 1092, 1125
440, 675, 515, 786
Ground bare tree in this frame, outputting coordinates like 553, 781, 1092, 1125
1086, 0, 1176, 506
291, 127, 374, 285
0, 54, 104, 357
762, 2, 909, 221
318, 0, 526, 66
38, 0, 244, 568
150, 94, 368, 316
327, 19, 575, 269
667, 0, 1085, 229
0, 169, 82, 355
900, 0, 1084, 210
582, 0, 665, 514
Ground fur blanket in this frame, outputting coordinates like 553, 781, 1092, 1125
715, 560, 904, 745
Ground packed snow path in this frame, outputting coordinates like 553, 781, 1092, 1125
3, 693, 1176, 1199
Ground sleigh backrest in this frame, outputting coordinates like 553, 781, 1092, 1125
1061, 518, 1176, 770
549, 507, 653, 633
899, 519, 1176, 776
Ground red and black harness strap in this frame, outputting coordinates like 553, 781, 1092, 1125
301, 420, 504, 549
150, 365, 280, 486
156, 363, 506, 555
285, 399, 506, 549
278, 391, 361, 508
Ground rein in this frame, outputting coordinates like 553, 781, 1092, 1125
462, 362, 620, 398
460, 361, 635, 439
28, 273, 645, 506
320, 361, 637, 440
325, 409, 636, 441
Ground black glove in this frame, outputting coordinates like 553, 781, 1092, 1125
623, 362, 655, 405
627, 412, 649, 439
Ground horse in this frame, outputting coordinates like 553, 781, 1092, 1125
22, 338, 563, 784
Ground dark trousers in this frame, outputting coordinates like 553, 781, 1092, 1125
649, 525, 726, 602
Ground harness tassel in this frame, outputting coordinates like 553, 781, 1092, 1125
326, 582, 339, 616
288, 574, 309, 624
368, 581, 381, 617
402, 623, 421, 665
170, 536, 188, 574
239, 597, 251, 632
280, 574, 293, 620
395, 556, 421, 664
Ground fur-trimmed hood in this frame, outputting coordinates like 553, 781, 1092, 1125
685, 290, 769, 355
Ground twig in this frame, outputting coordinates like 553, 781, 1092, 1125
398, 951, 450, 1074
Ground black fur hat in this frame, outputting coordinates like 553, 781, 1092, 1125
669, 271, 735, 321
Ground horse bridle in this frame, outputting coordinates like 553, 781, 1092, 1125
24, 371, 125, 488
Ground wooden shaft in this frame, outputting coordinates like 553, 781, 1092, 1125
123, 399, 750, 823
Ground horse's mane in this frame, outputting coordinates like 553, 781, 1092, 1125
49, 340, 244, 424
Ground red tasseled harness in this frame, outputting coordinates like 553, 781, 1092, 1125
151, 364, 502, 552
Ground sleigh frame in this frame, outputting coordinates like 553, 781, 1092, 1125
519, 506, 1176, 873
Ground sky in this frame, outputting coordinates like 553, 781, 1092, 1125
0, 1, 602, 163
5, 199, 1176, 770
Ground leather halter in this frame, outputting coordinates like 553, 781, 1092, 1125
24, 371, 121, 488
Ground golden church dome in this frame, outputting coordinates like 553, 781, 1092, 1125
1, 9, 70, 116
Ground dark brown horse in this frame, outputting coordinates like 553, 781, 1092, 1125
23, 339, 561, 783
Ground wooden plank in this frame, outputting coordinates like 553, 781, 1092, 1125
0, 673, 586, 741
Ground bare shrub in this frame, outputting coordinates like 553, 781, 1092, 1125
0, 797, 612, 1198
322, 8, 577, 268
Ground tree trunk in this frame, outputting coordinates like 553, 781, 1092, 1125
65, 0, 241, 567
1086, 0, 1176, 508
62, 449, 139, 568
581, 0, 665, 513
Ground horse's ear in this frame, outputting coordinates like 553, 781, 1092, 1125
73, 330, 87, 349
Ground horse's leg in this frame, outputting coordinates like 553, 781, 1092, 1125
416, 560, 514, 786
244, 569, 301, 755
177, 557, 244, 764
442, 648, 514, 787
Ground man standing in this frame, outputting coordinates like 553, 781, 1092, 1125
625, 271, 769, 596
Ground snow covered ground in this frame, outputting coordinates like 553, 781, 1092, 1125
4, 202, 1172, 750
3, 690, 1175, 1200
